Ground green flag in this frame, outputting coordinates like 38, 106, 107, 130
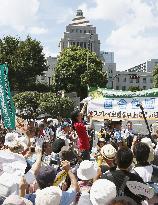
0, 64, 15, 129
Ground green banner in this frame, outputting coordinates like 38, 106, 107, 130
0, 64, 15, 129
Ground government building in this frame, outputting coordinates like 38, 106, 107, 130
37, 9, 157, 91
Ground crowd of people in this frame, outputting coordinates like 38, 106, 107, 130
0, 102, 158, 205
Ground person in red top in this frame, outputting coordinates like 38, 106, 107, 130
71, 103, 92, 160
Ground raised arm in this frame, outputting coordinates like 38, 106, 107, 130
61, 160, 79, 192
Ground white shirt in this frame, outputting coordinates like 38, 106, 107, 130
133, 165, 153, 182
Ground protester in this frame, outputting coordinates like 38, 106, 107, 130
77, 160, 99, 193
24, 160, 79, 205
71, 104, 91, 160
98, 144, 117, 172
124, 121, 135, 149
3, 195, 33, 205
102, 147, 147, 204
1, 102, 158, 205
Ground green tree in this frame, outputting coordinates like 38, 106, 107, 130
128, 86, 142, 92
153, 65, 158, 87
0, 36, 47, 91
38, 92, 74, 118
13, 91, 40, 114
13, 91, 74, 119
53, 46, 107, 99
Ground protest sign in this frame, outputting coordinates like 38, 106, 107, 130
88, 88, 158, 121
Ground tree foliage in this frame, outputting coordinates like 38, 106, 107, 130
0, 36, 47, 91
153, 65, 158, 87
53, 46, 107, 99
13, 91, 74, 118
128, 86, 142, 92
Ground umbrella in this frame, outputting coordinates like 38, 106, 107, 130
36, 113, 52, 120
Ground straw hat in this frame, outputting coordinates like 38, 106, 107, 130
101, 144, 116, 160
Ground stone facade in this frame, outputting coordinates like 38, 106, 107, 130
60, 9, 100, 57
36, 56, 57, 85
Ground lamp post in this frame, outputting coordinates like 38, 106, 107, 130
87, 34, 93, 71
48, 77, 51, 87
86, 34, 93, 96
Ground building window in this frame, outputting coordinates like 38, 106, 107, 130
84, 30, 86, 33
80, 30, 82, 33
76, 29, 79, 33
143, 78, 146, 83
116, 86, 119, 90
80, 42, 83, 48
130, 79, 133, 83
71, 29, 74, 33
123, 77, 126, 82
136, 78, 139, 83
122, 86, 126, 91
143, 86, 146, 90
150, 78, 153, 83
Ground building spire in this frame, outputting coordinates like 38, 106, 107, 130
76, 9, 83, 17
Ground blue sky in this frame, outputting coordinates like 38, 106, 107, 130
0, 0, 158, 70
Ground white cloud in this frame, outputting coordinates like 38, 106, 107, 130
0, 0, 40, 31
28, 26, 48, 35
56, 8, 74, 24
80, 0, 158, 70
43, 46, 58, 58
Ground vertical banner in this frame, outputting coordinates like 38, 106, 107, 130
0, 64, 15, 129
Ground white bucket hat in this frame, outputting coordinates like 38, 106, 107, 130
101, 144, 116, 160
3, 195, 33, 205
141, 137, 155, 162
77, 160, 98, 180
90, 179, 116, 205
35, 186, 62, 205
141, 138, 155, 148
4, 133, 19, 148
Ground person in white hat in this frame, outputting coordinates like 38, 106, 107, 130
78, 179, 116, 205
4, 133, 19, 149
3, 195, 33, 205
97, 144, 117, 172
77, 160, 100, 194
35, 186, 62, 205
90, 179, 116, 205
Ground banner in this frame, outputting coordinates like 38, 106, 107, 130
0, 64, 15, 129
88, 88, 158, 121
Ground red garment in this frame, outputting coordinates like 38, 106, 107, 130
74, 122, 90, 151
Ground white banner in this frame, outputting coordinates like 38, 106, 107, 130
88, 97, 158, 121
